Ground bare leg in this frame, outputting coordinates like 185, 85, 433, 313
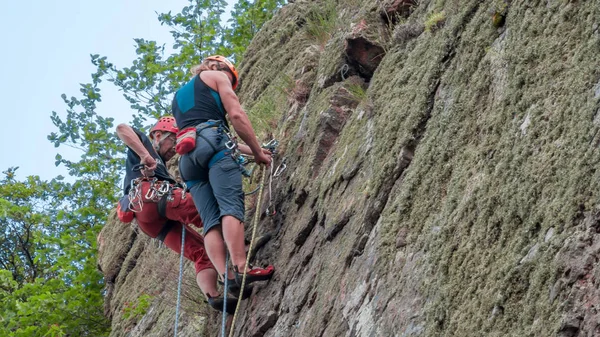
204, 228, 228, 277
222, 215, 249, 272
196, 268, 220, 299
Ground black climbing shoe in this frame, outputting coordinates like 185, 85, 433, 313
219, 277, 253, 299
234, 264, 275, 286
207, 295, 239, 315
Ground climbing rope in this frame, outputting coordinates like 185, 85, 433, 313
221, 253, 229, 337
228, 167, 268, 337
173, 225, 186, 336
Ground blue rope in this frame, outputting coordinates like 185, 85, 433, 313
221, 253, 229, 337
174, 225, 186, 337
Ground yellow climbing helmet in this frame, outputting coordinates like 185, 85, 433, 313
204, 55, 239, 90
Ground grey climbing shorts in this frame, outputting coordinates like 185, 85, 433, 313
189, 156, 245, 234
179, 125, 245, 234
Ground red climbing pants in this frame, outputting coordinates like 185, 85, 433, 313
132, 181, 214, 274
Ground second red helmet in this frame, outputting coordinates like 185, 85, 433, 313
150, 116, 179, 139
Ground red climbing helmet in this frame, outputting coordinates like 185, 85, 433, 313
149, 116, 179, 139
204, 55, 239, 90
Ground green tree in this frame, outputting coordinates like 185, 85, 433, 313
0, 168, 50, 285
223, 0, 286, 61
106, 0, 228, 119
0, 168, 110, 336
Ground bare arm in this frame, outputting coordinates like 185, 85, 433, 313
238, 143, 273, 157
116, 124, 150, 158
116, 124, 157, 171
212, 73, 263, 156
200, 71, 271, 165
237, 143, 253, 155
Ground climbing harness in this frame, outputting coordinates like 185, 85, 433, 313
173, 222, 186, 337
128, 176, 175, 213
156, 220, 176, 242
184, 121, 255, 190
228, 167, 268, 337
127, 164, 179, 242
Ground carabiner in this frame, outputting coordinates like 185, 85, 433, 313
263, 139, 279, 148
262, 139, 279, 154
132, 164, 146, 172
145, 185, 157, 200
274, 157, 287, 177
181, 184, 188, 200
158, 181, 170, 195
225, 140, 236, 150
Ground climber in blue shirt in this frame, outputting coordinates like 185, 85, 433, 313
172, 55, 275, 291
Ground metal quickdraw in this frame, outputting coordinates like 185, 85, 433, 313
223, 131, 254, 177
180, 184, 188, 200
263, 139, 280, 217
262, 139, 279, 155
128, 173, 175, 213
145, 179, 158, 200
150, 180, 174, 200
266, 163, 276, 216
128, 178, 144, 213
158, 181, 170, 194
274, 157, 287, 177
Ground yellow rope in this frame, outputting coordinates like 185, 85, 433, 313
228, 167, 267, 337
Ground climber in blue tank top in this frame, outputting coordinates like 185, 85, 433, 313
172, 55, 275, 296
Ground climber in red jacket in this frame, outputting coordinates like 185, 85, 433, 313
116, 116, 248, 314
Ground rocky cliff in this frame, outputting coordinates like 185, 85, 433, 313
98, 0, 600, 336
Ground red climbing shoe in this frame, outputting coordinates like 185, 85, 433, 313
234, 265, 275, 285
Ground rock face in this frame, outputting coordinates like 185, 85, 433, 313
99, 0, 600, 336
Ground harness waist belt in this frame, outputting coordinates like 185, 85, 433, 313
208, 149, 230, 168
196, 120, 222, 132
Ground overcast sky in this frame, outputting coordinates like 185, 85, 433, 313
0, 0, 234, 180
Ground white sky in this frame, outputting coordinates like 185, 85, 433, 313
0, 0, 234, 180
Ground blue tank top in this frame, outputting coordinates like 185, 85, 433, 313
172, 75, 229, 130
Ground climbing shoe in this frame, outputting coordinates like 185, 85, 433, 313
207, 295, 239, 315
234, 265, 275, 286
219, 277, 253, 299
